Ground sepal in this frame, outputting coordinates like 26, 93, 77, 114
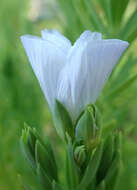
53, 100, 74, 140
75, 109, 94, 142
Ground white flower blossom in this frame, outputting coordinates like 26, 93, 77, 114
21, 29, 129, 122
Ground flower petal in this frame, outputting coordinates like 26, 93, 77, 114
41, 29, 72, 54
21, 35, 67, 111
67, 30, 102, 61
83, 39, 129, 103
58, 33, 129, 122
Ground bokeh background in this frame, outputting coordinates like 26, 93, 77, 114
0, 0, 137, 189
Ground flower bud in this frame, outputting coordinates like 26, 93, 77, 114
74, 145, 86, 166
75, 109, 94, 142
75, 104, 100, 142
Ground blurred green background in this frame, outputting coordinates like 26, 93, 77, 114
0, 0, 137, 189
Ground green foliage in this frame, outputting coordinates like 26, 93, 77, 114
57, 0, 137, 41
77, 143, 103, 190
1, 0, 137, 189
21, 105, 123, 190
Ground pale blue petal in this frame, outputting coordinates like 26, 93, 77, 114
41, 29, 72, 54
57, 31, 103, 121
67, 30, 102, 62
57, 64, 75, 120
58, 33, 129, 122
83, 39, 129, 103
21, 35, 66, 112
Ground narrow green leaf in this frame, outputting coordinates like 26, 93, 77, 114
23, 184, 34, 190
119, 9, 137, 41
102, 120, 117, 138
86, 179, 96, 190
32, 128, 57, 175
104, 154, 121, 190
37, 163, 52, 190
97, 0, 113, 28
105, 133, 122, 190
52, 181, 64, 190
85, 0, 107, 33
18, 174, 41, 190
57, 0, 83, 41
106, 73, 137, 99
97, 180, 106, 190
25, 126, 37, 157
97, 135, 114, 184
110, 0, 129, 28
18, 174, 33, 190
21, 124, 58, 179
65, 134, 79, 190
77, 142, 103, 190
110, 54, 137, 88
20, 133, 36, 170
72, 0, 93, 30
35, 140, 57, 180
53, 100, 73, 140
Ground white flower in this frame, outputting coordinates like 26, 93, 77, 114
21, 29, 129, 122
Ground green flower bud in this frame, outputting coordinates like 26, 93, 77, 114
75, 109, 94, 141
75, 104, 101, 152
75, 104, 101, 148
74, 145, 86, 166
